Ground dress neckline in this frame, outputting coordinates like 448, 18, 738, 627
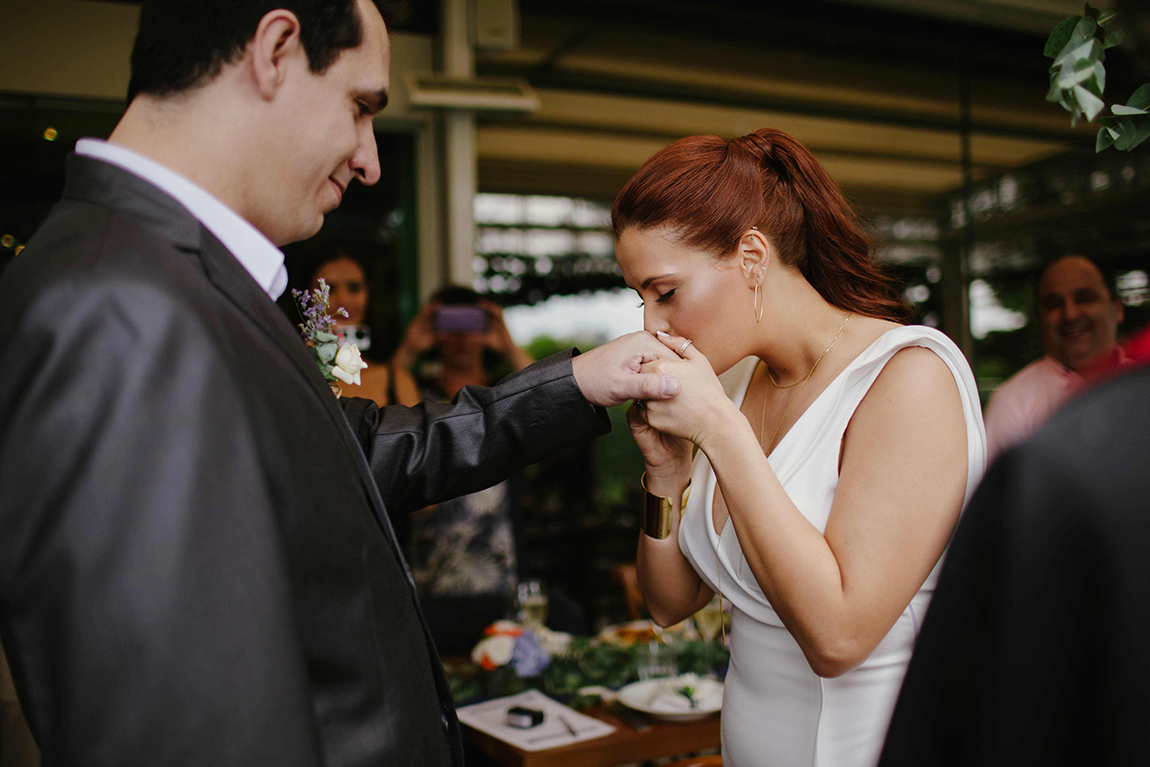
707, 325, 913, 540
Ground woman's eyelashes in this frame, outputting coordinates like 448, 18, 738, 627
636, 287, 677, 308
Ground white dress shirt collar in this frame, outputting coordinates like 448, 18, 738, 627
75, 138, 288, 301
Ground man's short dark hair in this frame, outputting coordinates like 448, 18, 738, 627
1038, 254, 1121, 303
127, 0, 385, 103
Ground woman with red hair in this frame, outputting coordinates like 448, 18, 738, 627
616, 129, 986, 766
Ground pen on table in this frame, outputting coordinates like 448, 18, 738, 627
558, 714, 579, 738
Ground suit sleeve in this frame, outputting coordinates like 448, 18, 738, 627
340, 350, 610, 516
0, 280, 320, 766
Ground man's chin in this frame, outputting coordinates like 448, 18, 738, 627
279, 214, 326, 247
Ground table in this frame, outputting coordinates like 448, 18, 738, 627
464, 703, 720, 767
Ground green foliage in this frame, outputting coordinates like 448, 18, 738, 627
1044, 5, 1150, 151
522, 334, 646, 508
525, 334, 575, 361
1045, 15, 1106, 124
594, 404, 646, 507
1097, 84, 1150, 151
1044, 17, 1081, 59
445, 637, 730, 710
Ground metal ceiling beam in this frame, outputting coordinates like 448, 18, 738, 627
477, 65, 1096, 147
475, 118, 1019, 172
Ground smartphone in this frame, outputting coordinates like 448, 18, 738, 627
434, 305, 489, 333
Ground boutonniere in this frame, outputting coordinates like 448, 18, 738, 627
292, 278, 368, 397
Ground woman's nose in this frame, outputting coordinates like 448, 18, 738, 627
642, 308, 661, 335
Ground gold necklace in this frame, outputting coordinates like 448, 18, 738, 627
760, 311, 851, 456
714, 311, 851, 649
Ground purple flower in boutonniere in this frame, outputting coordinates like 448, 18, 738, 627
291, 278, 366, 394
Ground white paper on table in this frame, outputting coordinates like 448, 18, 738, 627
456, 688, 616, 751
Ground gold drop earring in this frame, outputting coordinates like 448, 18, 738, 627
754, 267, 765, 323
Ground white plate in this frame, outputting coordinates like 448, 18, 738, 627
597, 620, 691, 647
617, 675, 723, 723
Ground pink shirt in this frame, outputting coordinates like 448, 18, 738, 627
984, 349, 1133, 463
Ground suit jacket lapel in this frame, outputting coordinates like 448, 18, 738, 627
195, 232, 411, 564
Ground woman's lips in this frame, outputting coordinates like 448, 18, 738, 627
329, 177, 346, 203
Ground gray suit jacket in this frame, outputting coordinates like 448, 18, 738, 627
0, 155, 609, 766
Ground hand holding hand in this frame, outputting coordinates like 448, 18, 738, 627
638, 332, 734, 450
570, 331, 681, 408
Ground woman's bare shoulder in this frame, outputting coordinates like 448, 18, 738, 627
855, 343, 963, 431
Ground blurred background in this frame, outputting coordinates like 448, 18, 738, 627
2, 0, 1148, 629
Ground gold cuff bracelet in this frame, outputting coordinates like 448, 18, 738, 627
641, 472, 691, 540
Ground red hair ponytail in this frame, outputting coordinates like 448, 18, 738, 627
612, 128, 914, 324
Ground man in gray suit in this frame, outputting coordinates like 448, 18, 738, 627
0, 1, 678, 765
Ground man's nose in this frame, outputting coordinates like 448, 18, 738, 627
352, 126, 381, 186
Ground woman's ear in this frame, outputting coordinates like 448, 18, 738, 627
739, 228, 771, 283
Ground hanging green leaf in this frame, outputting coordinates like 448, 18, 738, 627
1074, 85, 1106, 121
1102, 24, 1126, 49
1053, 21, 1098, 66
1045, 16, 1082, 58
1112, 118, 1139, 150
1097, 126, 1117, 152
1128, 83, 1150, 111
1098, 7, 1120, 25
1131, 118, 1150, 150
1112, 104, 1149, 115
1057, 58, 1096, 89
1090, 60, 1106, 97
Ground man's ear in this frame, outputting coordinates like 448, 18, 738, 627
739, 228, 770, 283
250, 10, 304, 100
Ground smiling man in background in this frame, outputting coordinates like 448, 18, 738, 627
983, 254, 1130, 462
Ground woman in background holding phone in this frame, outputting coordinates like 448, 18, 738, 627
390, 286, 538, 654
391, 285, 534, 398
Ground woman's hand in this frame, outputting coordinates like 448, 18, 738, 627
478, 300, 534, 371
640, 333, 737, 451
392, 302, 438, 368
627, 402, 693, 490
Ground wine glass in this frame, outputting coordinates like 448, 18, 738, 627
516, 579, 548, 631
636, 639, 678, 681
694, 596, 723, 644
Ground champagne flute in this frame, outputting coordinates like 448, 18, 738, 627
516, 579, 548, 631
694, 596, 723, 644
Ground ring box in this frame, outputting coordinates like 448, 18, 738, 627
506, 706, 545, 728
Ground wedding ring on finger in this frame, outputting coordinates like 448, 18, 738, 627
677, 338, 693, 358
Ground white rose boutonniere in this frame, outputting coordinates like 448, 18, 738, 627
291, 278, 365, 397
331, 343, 368, 386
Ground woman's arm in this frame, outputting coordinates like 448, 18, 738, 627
634, 466, 714, 627
627, 405, 713, 627
480, 300, 535, 372
391, 362, 422, 407
647, 343, 969, 677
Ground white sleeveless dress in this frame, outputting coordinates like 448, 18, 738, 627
680, 326, 986, 767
